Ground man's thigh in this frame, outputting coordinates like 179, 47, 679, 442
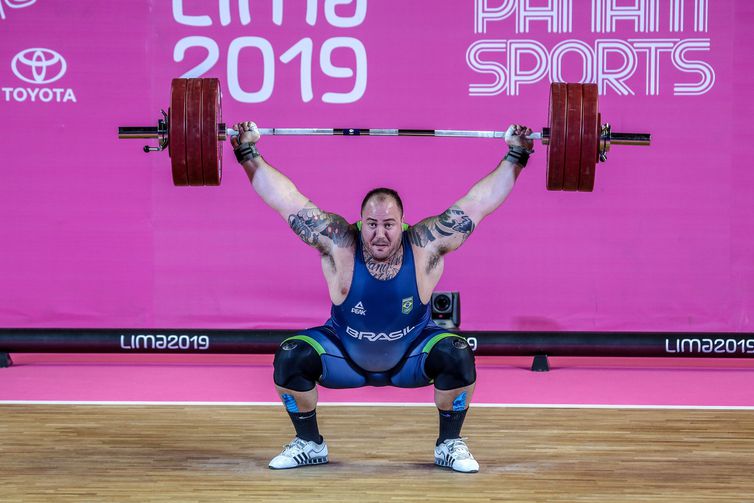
388, 326, 464, 388
281, 326, 369, 389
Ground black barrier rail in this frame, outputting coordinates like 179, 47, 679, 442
1, 329, 754, 357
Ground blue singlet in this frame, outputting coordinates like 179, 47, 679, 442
327, 233, 432, 372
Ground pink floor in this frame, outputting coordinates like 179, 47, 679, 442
1, 354, 753, 407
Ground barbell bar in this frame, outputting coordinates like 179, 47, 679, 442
117, 78, 651, 191
118, 125, 649, 144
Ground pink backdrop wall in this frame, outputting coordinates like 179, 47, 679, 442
1, 0, 752, 332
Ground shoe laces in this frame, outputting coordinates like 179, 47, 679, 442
281, 437, 308, 456
444, 438, 473, 459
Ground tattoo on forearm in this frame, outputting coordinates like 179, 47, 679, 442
288, 204, 355, 252
407, 206, 475, 250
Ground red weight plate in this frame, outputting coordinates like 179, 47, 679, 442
185, 78, 205, 186
216, 81, 223, 184
169, 79, 189, 186
546, 83, 567, 191
201, 78, 221, 186
563, 83, 583, 191
579, 83, 599, 192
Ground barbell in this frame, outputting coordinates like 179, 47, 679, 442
117, 78, 651, 191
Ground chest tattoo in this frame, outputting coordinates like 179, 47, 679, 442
363, 245, 404, 281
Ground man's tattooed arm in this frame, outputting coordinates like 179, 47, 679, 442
288, 203, 356, 255
407, 205, 476, 254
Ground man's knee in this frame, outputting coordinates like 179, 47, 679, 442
424, 336, 476, 390
273, 338, 323, 392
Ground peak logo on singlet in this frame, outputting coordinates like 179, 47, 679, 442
351, 301, 366, 316
345, 324, 416, 342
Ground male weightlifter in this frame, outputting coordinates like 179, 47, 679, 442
231, 122, 533, 473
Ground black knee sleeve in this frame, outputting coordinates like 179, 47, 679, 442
424, 336, 476, 390
273, 339, 323, 392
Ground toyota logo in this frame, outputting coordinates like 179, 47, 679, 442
11, 48, 67, 84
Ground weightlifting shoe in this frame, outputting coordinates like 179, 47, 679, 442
434, 438, 479, 473
269, 437, 329, 469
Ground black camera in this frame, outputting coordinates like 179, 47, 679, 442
430, 291, 461, 329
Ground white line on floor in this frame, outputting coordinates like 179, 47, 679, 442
0, 400, 753, 410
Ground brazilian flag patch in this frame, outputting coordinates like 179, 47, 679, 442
401, 296, 414, 314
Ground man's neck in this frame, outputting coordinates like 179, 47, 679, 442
362, 242, 404, 281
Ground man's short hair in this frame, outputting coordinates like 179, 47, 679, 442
360, 188, 404, 216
